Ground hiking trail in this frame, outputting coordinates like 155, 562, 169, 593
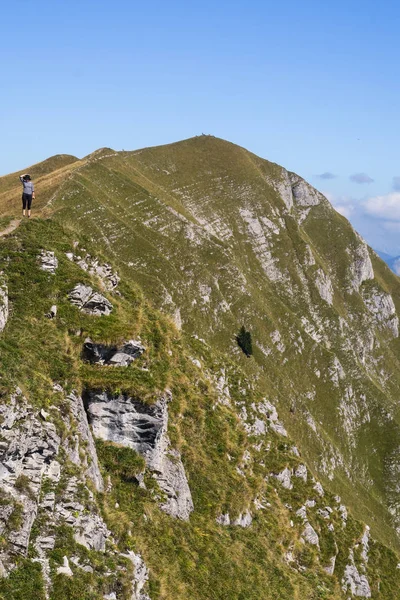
0, 219, 21, 238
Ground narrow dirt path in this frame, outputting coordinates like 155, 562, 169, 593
0, 219, 21, 237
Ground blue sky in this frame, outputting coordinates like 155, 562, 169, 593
2, 0, 400, 254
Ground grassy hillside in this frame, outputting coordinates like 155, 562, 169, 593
26, 135, 399, 553
0, 218, 398, 598
0, 137, 400, 598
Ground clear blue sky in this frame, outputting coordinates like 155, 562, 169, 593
3, 0, 400, 253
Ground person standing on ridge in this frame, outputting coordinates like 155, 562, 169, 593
19, 174, 35, 218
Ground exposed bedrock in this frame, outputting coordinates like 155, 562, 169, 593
82, 338, 145, 366
83, 390, 194, 520
68, 284, 113, 316
0, 273, 8, 333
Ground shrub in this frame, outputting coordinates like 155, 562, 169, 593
236, 326, 253, 357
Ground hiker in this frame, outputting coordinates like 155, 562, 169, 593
19, 174, 35, 217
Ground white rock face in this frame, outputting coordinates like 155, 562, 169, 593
84, 390, 194, 520
314, 268, 334, 305
294, 464, 307, 482
329, 356, 345, 387
361, 526, 370, 563
45, 304, 57, 319
289, 174, 322, 207
0, 388, 152, 598
69, 509, 109, 552
83, 338, 145, 366
0, 391, 61, 562
362, 287, 399, 337
0, 275, 8, 332
216, 510, 252, 528
233, 510, 253, 528
239, 207, 284, 282
39, 250, 58, 274
339, 504, 348, 526
324, 554, 337, 576
302, 523, 320, 547
216, 513, 231, 526
338, 385, 370, 444
255, 400, 288, 437
68, 284, 113, 315
66, 392, 104, 492
296, 503, 320, 547
342, 550, 371, 597
348, 239, 374, 291
126, 552, 152, 600
266, 169, 294, 211
275, 467, 293, 490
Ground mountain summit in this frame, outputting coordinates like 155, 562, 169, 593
0, 136, 399, 599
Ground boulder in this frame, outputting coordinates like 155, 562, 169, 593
39, 250, 58, 274
45, 305, 57, 319
68, 284, 113, 316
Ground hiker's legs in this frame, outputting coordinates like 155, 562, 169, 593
22, 194, 33, 217
22, 193, 27, 216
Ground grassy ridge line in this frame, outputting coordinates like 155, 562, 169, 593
0, 155, 82, 216
2, 136, 400, 552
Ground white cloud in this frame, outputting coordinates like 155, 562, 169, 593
364, 193, 400, 221
321, 191, 400, 255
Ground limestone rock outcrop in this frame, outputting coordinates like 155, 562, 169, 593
83, 390, 194, 520
0, 275, 8, 332
68, 284, 113, 315
39, 250, 58, 274
65, 391, 104, 491
0, 390, 61, 567
82, 338, 145, 366
362, 287, 399, 337
348, 238, 374, 292
0, 387, 152, 598
66, 250, 120, 291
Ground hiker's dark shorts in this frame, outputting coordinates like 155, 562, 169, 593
22, 193, 32, 210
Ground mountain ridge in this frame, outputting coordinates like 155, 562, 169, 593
0, 136, 400, 598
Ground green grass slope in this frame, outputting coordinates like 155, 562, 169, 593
0, 218, 399, 598
28, 135, 400, 555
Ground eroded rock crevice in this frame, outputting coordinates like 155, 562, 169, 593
83, 389, 194, 520
0, 388, 152, 598
82, 338, 145, 366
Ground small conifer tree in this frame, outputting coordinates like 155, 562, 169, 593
236, 325, 253, 357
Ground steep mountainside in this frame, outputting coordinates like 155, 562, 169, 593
0, 137, 400, 599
